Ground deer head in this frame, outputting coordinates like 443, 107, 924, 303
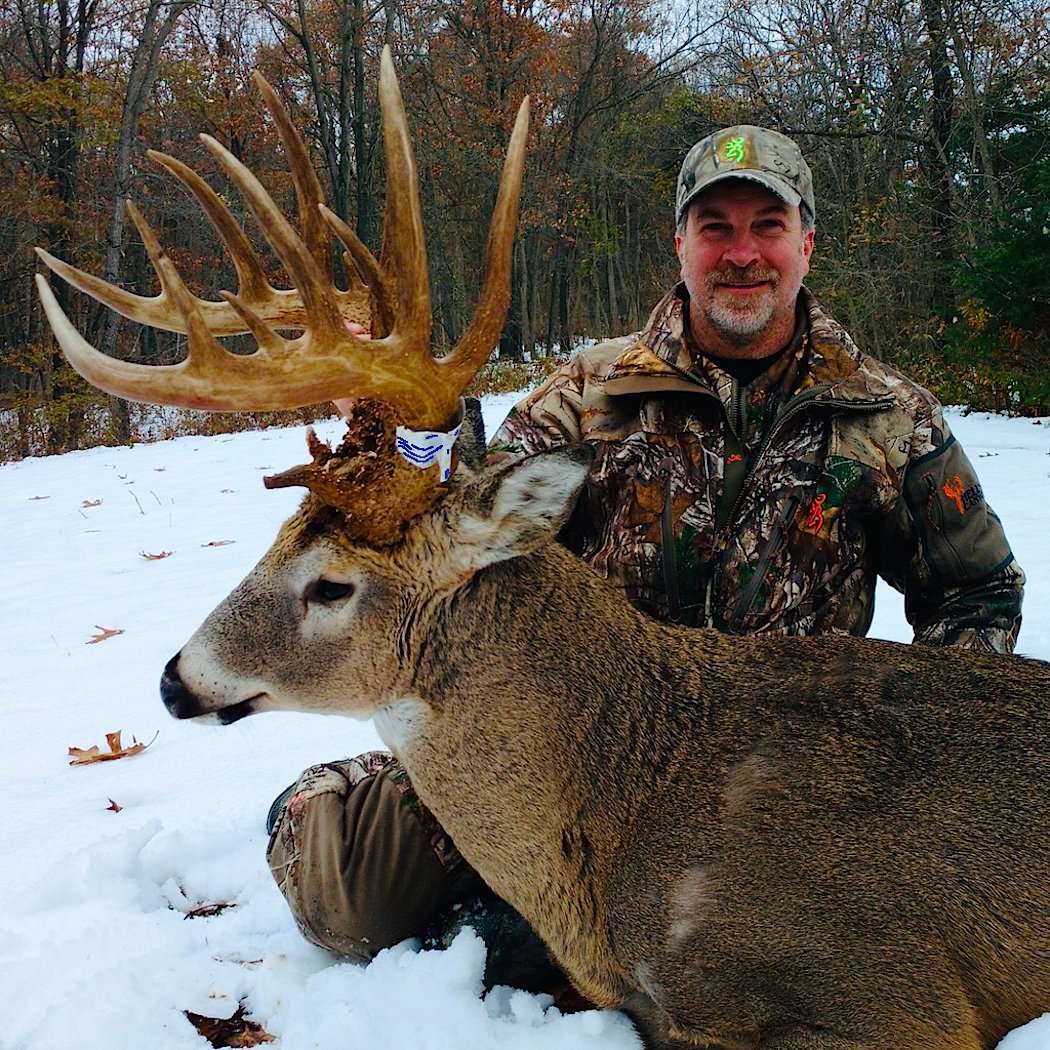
159, 443, 592, 726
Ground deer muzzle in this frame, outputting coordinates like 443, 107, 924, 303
160, 653, 258, 724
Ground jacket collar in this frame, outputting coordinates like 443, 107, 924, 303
600, 284, 892, 407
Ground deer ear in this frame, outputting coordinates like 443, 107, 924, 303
454, 444, 594, 569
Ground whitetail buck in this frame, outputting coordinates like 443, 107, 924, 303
36, 48, 1050, 1050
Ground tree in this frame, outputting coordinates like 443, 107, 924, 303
100, 0, 197, 442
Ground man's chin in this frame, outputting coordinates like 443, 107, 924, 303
706, 301, 777, 344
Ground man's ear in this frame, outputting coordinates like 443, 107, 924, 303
453, 444, 594, 572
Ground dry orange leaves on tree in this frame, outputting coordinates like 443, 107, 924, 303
68, 730, 158, 765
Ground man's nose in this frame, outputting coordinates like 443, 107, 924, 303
722, 232, 760, 269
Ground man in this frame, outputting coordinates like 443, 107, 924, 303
266, 125, 1024, 990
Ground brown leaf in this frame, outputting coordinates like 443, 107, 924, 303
86, 625, 124, 645
106, 798, 123, 812
81, 499, 103, 508
68, 729, 158, 766
184, 1004, 274, 1048
185, 901, 237, 920
140, 550, 174, 560
201, 540, 235, 547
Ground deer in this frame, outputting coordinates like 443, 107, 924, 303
35, 48, 1050, 1050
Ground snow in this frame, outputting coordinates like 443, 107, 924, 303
1, 397, 1048, 1049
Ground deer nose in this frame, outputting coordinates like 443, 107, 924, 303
160, 653, 204, 719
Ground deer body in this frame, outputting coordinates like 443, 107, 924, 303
159, 450, 1050, 1050
381, 539, 1050, 1050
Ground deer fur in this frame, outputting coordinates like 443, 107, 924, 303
161, 444, 1050, 1050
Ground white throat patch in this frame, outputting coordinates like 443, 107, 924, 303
374, 697, 427, 755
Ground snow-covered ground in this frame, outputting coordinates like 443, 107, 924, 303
2, 396, 1048, 1050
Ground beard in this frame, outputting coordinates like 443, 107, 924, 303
701, 265, 782, 345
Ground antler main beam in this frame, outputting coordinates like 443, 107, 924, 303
35, 47, 529, 431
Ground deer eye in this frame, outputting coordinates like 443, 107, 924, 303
307, 579, 356, 604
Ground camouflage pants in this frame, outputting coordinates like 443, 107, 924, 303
266, 752, 570, 996
266, 751, 485, 962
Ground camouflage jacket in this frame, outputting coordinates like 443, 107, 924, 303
490, 285, 1024, 653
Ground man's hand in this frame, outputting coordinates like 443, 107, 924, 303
333, 321, 370, 417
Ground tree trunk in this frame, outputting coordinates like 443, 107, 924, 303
99, 0, 194, 443
920, 0, 956, 264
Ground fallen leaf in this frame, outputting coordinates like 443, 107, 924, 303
68, 729, 158, 766
140, 550, 174, 560
86, 625, 125, 644
185, 901, 237, 920
106, 798, 123, 812
202, 540, 235, 547
184, 1004, 274, 1047
81, 499, 103, 508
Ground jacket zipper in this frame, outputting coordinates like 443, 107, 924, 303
659, 457, 681, 622
727, 495, 801, 628
702, 391, 894, 628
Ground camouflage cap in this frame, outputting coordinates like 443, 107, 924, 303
675, 125, 815, 227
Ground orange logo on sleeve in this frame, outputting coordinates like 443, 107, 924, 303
943, 474, 966, 514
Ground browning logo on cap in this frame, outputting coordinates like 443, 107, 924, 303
723, 135, 747, 163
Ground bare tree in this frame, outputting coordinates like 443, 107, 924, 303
100, 0, 197, 441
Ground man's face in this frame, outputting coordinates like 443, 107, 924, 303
674, 180, 815, 349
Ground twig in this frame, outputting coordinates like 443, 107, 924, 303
129, 491, 145, 515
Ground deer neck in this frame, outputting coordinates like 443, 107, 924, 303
375, 542, 717, 1005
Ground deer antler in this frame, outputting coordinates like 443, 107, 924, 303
34, 46, 530, 433
35, 73, 366, 339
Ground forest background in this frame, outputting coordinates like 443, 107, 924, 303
1, 0, 1047, 458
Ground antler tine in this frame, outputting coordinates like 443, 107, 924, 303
156, 253, 246, 376
219, 290, 287, 354
320, 203, 396, 338
200, 133, 346, 340
251, 72, 330, 274
35, 272, 203, 405
377, 46, 431, 343
441, 97, 530, 389
146, 149, 271, 303
33, 245, 185, 335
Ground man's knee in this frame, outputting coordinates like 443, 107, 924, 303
267, 751, 483, 961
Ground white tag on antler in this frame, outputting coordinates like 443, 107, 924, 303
395, 421, 463, 482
